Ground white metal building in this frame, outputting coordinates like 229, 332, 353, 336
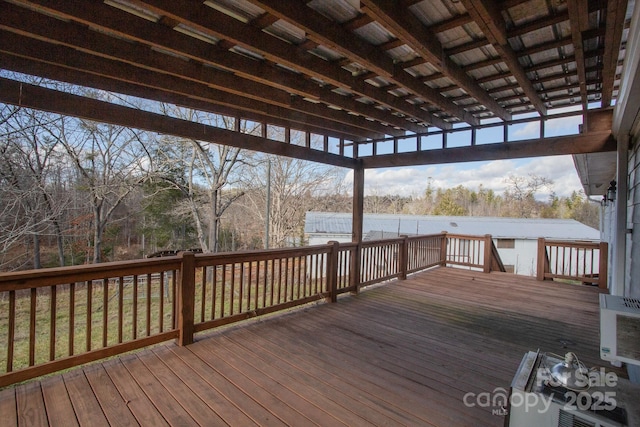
305, 212, 600, 277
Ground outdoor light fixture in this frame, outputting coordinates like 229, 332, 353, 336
607, 180, 617, 203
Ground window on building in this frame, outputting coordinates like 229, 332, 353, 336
497, 238, 515, 249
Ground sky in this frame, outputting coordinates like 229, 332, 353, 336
341, 108, 587, 200
341, 155, 584, 199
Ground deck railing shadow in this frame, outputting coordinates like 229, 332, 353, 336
0, 232, 599, 387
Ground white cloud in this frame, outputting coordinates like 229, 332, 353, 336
342, 155, 583, 199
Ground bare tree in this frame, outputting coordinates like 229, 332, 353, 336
241, 150, 344, 248
0, 106, 70, 269
154, 106, 247, 252
503, 174, 553, 218
50, 115, 151, 263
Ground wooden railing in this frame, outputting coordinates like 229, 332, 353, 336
443, 233, 505, 273
0, 232, 503, 387
0, 258, 181, 387
536, 238, 608, 289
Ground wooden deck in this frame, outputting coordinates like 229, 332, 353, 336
0, 267, 612, 427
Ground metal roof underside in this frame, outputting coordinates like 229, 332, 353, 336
0, 0, 635, 167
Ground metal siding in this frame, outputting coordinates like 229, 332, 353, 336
628, 135, 640, 298
304, 212, 600, 240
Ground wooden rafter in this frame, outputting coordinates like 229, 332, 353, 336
0, 0, 629, 166
0, 77, 359, 168
129, 0, 453, 128
566, 0, 590, 111
601, 0, 628, 106
360, 0, 511, 121
0, 51, 385, 142
243, 0, 477, 124
5, 1, 422, 135
461, 0, 548, 116
362, 131, 616, 168
0, 31, 405, 142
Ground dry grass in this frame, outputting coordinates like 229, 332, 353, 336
0, 261, 327, 374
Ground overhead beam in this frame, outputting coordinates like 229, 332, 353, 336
3, 1, 416, 135
0, 30, 399, 140
0, 53, 379, 142
251, 0, 479, 124
362, 131, 616, 168
126, 0, 452, 129
566, 0, 590, 112
360, 0, 510, 121
601, 0, 628, 107
461, 0, 548, 116
0, 77, 359, 169
16, 0, 447, 130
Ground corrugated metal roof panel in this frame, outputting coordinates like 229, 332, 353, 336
304, 212, 600, 240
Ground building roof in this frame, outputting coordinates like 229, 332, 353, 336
304, 212, 600, 241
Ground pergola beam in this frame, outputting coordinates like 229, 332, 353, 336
601, 0, 628, 106
0, 53, 377, 142
362, 131, 616, 168
360, 0, 510, 121
2, 1, 417, 136
129, 0, 452, 128
461, 0, 548, 116
0, 30, 405, 141
566, 0, 590, 112
239, 0, 475, 124
0, 77, 359, 168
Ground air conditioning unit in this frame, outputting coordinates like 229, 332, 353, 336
600, 294, 640, 366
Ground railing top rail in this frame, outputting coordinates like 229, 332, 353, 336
542, 240, 601, 249
194, 244, 332, 266
337, 242, 358, 250
0, 257, 182, 291
445, 233, 490, 240
360, 237, 405, 247
406, 233, 446, 241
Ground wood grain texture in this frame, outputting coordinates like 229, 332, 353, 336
0, 267, 621, 427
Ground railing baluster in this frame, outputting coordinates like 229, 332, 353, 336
239, 262, 245, 312
146, 273, 152, 337
50, 286, 56, 361
172, 269, 178, 329
118, 277, 124, 343
7, 290, 15, 372
103, 278, 109, 348
262, 260, 268, 309
201, 267, 207, 323
86, 280, 93, 352
159, 273, 164, 333
29, 289, 36, 367
232, 264, 237, 315
69, 283, 75, 356
212, 265, 218, 319
247, 261, 253, 311
132, 275, 138, 340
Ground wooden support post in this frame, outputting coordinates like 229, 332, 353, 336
352, 164, 364, 292
327, 241, 340, 303
177, 251, 195, 346
598, 241, 609, 291
349, 244, 360, 295
483, 234, 493, 273
399, 235, 409, 280
536, 238, 547, 281
440, 232, 448, 267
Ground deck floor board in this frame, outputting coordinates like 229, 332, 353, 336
0, 268, 617, 426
